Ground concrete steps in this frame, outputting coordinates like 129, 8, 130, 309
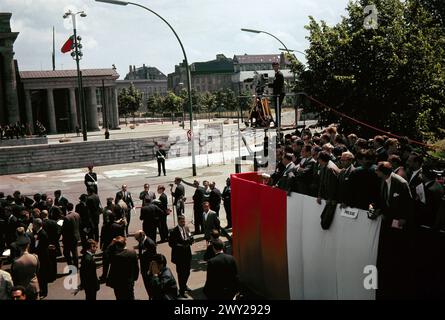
0, 136, 167, 175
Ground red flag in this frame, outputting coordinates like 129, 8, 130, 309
61, 35, 74, 53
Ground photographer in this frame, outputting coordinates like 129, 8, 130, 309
168, 215, 194, 298
170, 177, 185, 217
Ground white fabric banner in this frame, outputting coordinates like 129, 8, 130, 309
286, 193, 381, 300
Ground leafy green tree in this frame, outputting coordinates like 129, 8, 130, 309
299, 0, 445, 141
146, 93, 163, 117
118, 84, 143, 124
162, 91, 184, 115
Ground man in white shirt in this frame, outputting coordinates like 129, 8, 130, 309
202, 202, 220, 242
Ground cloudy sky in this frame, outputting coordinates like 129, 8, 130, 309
3, 0, 350, 79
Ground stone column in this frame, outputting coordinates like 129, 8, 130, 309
24, 90, 34, 133
111, 87, 120, 128
87, 87, 99, 131
3, 50, 20, 124
68, 88, 78, 131
46, 88, 57, 134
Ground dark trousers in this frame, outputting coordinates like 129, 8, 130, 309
157, 159, 166, 175
273, 94, 285, 127
48, 248, 58, 282
224, 203, 232, 228
143, 223, 157, 243
125, 210, 131, 236
63, 241, 79, 269
193, 207, 203, 234
85, 288, 97, 300
176, 261, 191, 294
159, 214, 169, 241
114, 283, 135, 300
38, 274, 48, 297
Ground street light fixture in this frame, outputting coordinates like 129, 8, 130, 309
95, 0, 197, 176
64, 10, 88, 141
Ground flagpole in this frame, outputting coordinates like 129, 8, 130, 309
52, 26, 55, 71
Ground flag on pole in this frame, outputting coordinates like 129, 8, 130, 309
61, 35, 74, 53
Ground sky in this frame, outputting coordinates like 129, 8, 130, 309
2, 0, 350, 79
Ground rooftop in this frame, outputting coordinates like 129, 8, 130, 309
19, 68, 119, 79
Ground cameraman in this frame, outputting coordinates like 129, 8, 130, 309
170, 177, 185, 217
269, 61, 285, 128
168, 215, 194, 298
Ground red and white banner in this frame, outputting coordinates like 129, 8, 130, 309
231, 172, 382, 300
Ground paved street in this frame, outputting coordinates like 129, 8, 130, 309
1, 154, 252, 300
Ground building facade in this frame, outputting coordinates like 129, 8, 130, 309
0, 13, 20, 125
168, 54, 234, 94
20, 69, 120, 133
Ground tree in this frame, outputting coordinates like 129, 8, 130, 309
146, 93, 163, 117
299, 0, 445, 141
118, 84, 143, 124
162, 91, 183, 115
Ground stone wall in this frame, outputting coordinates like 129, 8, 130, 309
0, 136, 167, 175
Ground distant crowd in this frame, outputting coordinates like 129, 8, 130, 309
0, 121, 46, 140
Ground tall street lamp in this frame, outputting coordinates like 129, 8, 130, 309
63, 10, 88, 141
95, 0, 197, 176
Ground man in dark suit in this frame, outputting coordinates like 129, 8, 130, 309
84, 165, 98, 194
156, 144, 167, 176
204, 239, 239, 300
375, 161, 413, 299
76, 194, 92, 253
209, 182, 222, 217
182, 179, 206, 234
222, 178, 232, 228
106, 236, 139, 300
30, 218, 50, 298
338, 151, 356, 207
157, 185, 169, 242
54, 190, 69, 215
169, 215, 194, 298
406, 152, 423, 199
291, 145, 316, 195
171, 177, 185, 217
269, 61, 285, 128
140, 201, 163, 243
202, 201, 220, 242
40, 210, 60, 283
116, 184, 134, 236
139, 183, 156, 207
79, 239, 100, 300
62, 203, 80, 269
134, 230, 157, 298
275, 153, 296, 192
86, 189, 102, 241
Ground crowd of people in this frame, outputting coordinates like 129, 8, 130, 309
0, 121, 46, 140
0, 166, 238, 301
269, 125, 445, 299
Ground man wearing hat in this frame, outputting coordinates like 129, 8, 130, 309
155, 143, 167, 176
269, 61, 285, 128
84, 166, 98, 194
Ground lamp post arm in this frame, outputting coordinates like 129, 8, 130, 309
259, 30, 289, 54
127, 1, 196, 176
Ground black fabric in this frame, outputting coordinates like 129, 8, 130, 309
320, 201, 337, 230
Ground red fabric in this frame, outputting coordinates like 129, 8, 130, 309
61, 35, 74, 53
231, 172, 289, 299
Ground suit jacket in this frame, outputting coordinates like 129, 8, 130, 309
172, 184, 185, 205
139, 190, 156, 207
42, 218, 61, 246
159, 193, 168, 213
408, 169, 423, 200
169, 225, 193, 265
209, 188, 222, 211
318, 161, 339, 201
204, 252, 239, 300
203, 210, 220, 240
140, 203, 163, 224
107, 248, 139, 288
148, 267, 178, 300
276, 162, 296, 191
86, 194, 101, 224
75, 201, 92, 229
80, 252, 99, 291
30, 229, 50, 269
415, 180, 444, 228
378, 173, 413, 229
11, 252, 40, 296
193, 187, 206, 210
62, 211, 81, 245
348, 165, 381, 210
116, 191, 134, 209
292, 157, 316, 195
271, 71, 285, 95
338, 164, 355, 205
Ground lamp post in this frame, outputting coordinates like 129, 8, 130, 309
64, 10, 88, 141
96, 0, 197, 176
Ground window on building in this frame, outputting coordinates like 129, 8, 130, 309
96, 88, 103, 105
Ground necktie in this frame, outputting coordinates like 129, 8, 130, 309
182, 227, 187, 240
